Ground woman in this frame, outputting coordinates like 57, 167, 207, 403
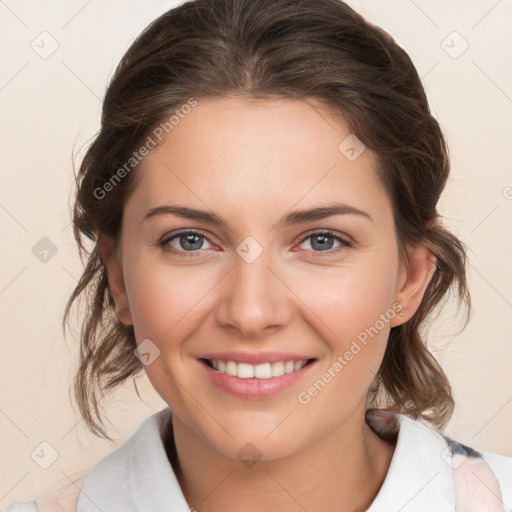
4, 0, 511, 510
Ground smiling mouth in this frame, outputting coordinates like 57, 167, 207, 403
200, 358, 316, 379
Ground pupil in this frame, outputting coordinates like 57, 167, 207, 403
181, 233, 203, 251
312, 234, 333, 251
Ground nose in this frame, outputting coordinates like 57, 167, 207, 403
214, 243, 293, 340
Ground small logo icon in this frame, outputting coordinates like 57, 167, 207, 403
441, 31, 469, 59
134, 338, 161, 366
338, 134, 366, 161
31, 31, 59, 59
237, 442, 263, 468
31, 441, 59, 469
32, 237, 58, 263
236, 236, 263, 264
440, 441, 468, 469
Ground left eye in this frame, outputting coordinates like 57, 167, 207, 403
298, 231, 352, 254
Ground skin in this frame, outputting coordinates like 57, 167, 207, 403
100, 96, 436, 512
36, 469, 87, 511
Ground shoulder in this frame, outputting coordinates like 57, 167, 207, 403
480, 449, 512, 499
76, 407, 186, 512
1, 502, 38, 512
482, 449, 512, 476
76, 412, 163, 508
1, 409, 175, 512
366, 409, 512, 511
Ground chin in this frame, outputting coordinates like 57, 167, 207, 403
202, 415, 312, 462
212, 435, 304, 464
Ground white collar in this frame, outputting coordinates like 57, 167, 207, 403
366, 412, 455, 510
77, 406, 456, 511
78, 407, 189, 512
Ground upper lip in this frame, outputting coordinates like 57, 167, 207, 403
199, 351, 316, 365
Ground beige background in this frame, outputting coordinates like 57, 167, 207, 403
1, 0, 511, 505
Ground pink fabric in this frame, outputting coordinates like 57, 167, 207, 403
452, 453, 505, 511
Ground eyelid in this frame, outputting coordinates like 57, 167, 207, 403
293, 229, 353, 258
297, 228, 353, 246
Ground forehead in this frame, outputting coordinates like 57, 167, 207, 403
125, 96, 392, 227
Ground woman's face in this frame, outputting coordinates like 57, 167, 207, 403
104, 96, 432, 461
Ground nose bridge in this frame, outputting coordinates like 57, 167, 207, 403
215, 236, 291, 337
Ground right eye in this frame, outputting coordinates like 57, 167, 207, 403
159, 230, 215, 256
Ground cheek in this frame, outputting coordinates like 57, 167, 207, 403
296, 259, 398, 344
126, 261, 217, 345
293, 268, 397, 416
290, 257, 399, 408
124, 263, 217, 405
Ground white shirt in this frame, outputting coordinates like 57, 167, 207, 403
4, 406, 512, 511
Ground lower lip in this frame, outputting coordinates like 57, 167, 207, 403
199, 359, 316, 399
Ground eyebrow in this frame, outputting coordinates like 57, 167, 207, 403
141, 203, 373, 227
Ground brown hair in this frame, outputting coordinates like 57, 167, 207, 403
63, 0, 470, 441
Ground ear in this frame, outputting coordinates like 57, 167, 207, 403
98, 234, 133, 326
390, 244, 436, 327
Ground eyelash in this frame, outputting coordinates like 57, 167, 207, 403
158, 229, 353, 258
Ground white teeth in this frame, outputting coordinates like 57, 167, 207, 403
237, 363, 254, 378
254, 363, 272, 379
271, 361, 285, 377
226, 361, 237, 377
284, 361, 295, 374
208, 359, 309, 378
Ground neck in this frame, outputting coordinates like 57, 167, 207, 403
167, 404, 396, 512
